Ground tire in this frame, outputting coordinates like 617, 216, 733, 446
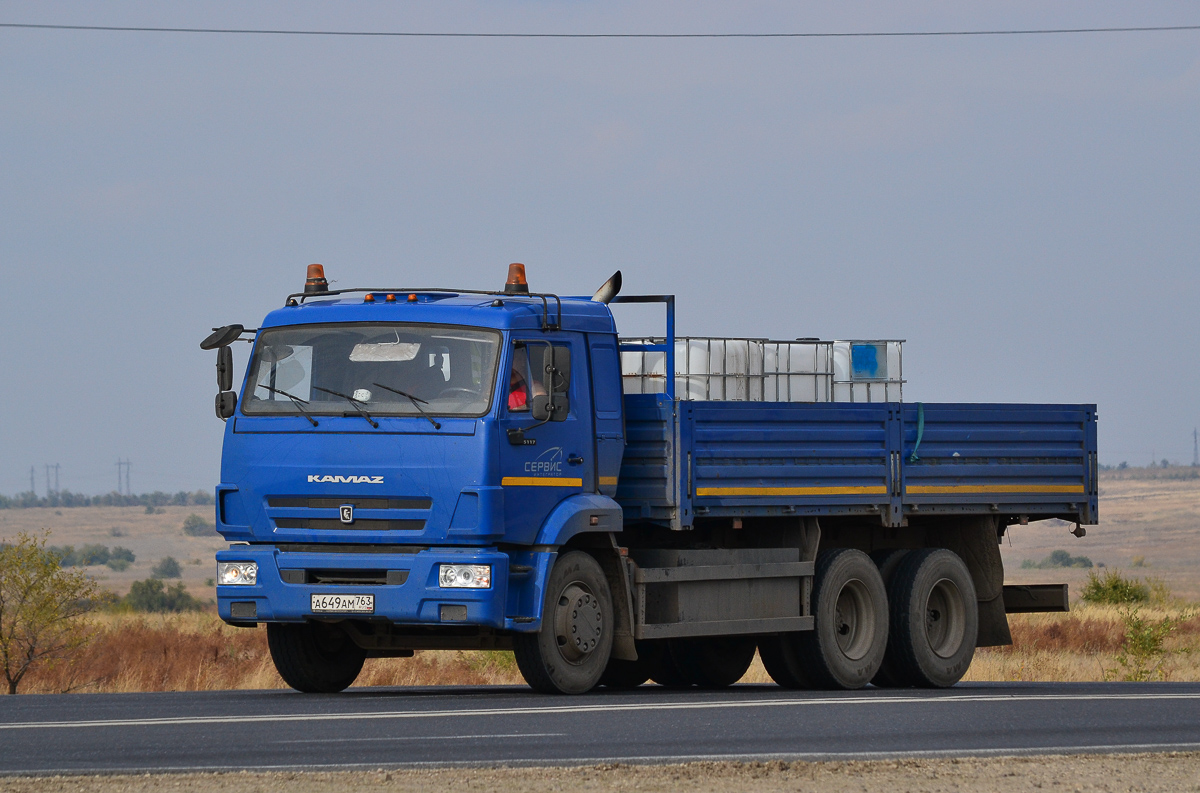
600, 641, 659, 690
759, 549, 888, 690
267, 621, 366, 693
668, 637, 758, 688
648, 640, 694, 688
884, 548, 978, 688
514, 551, 614, 694
869, 549, 909, 688
758, 634, 806, 688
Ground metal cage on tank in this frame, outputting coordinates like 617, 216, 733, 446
619, 337, 904, 402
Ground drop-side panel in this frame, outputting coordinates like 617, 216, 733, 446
615, 394, 679, 524
687, 401, 892, 519
901, 403, 1097, 522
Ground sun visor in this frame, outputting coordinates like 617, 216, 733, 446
349, 342, 421, 362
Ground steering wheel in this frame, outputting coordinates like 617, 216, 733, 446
436, 388, 477, 400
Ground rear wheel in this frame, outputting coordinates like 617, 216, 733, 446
869, 549, 909, 688
668, 637, 758, 688
884, 548, 978, 688
267, 621, 366, 693
514, 551, 614, 694
759, 549, 888, 690
600, 641, 659, 690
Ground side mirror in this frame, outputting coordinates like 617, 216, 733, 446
215, 391, 237, 420
216, 346, 233, 391
200, 324, 244, 350
530, 393, 569, 422
542, 346, 570, 393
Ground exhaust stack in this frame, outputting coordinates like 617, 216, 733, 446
591, 271, 622, 304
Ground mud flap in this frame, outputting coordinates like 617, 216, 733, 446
596, 537, 638, 661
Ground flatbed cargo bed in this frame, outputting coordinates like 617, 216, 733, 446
616, 395, 1098, 530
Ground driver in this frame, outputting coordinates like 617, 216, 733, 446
508, 367, 529, 411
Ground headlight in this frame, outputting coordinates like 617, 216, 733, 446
217, 561, 258, 585
438, 564, 491, 589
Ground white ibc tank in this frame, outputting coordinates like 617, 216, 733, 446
620, 337, 902, 402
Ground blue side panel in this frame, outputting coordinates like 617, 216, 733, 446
614, 398, 1099, 526
901, 403, 1097, 522
615, 394, 679, 525
687, 401, 892, 518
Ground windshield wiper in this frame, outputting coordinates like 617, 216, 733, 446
255, 384, 319, 427
372, 382, 441, 430
312, 386, 379, 428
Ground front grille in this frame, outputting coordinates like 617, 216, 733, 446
274, 518, 425, 531
274, 543, 426, 554
280, 569, 409, 586
268, 497, 431, 510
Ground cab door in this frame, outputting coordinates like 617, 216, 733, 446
498, 332, 595, 545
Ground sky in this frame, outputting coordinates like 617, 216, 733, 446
2, 1, 1199, 496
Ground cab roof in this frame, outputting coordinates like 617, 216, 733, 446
258, 291, 619, 334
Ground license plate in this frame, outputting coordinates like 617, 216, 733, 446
311, 593, 375, 614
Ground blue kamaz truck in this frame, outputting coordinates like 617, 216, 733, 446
202, 264, 1096, 694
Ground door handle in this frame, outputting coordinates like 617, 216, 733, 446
568, 454, 584, 466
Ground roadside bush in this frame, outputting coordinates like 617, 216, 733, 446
49, 544, 114, 567
150, 557, 182, 579
0, 531, 97, 693
104, 547, 135, 571
1021, 549, 1093, 569
121, 578, 203, 613
1105, 606, 1196, 682
1080, 569, 1150, 605
181, 514, 215, 537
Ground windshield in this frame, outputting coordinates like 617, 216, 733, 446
242, 323, 501, 418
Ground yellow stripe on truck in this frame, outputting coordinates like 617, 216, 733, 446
599, 476, 619, 486
501, 477, 583, 487
695, 485, 888, 497
906, 484, 1086, 495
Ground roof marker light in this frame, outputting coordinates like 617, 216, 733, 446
304, 264, 329, 294
385, 293, 396, 303
407, 293, 418, 302
504, 263, 529, 294
364, 293, 375, 303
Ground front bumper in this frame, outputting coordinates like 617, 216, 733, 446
216, 545, 531, 629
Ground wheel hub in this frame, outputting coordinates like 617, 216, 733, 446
553, 582, 604, 664
925, 578, 966, 658
832, 578, 875, 661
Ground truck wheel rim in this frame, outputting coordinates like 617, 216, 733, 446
925, 578, 966, 658
833, 578, 875, 661
554, 582, 604, 664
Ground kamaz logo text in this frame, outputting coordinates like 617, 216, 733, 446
307, 475, 384, 484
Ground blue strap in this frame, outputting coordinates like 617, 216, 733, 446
908, 402, 925, 463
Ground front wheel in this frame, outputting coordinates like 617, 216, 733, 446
514, 551, 614, 694
267, 621, 366, 693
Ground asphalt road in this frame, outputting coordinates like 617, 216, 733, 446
2, 682, 1200, 775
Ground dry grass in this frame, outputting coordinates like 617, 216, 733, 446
16, 604, 1199, 694
964, 605, 1200, 683
18, 612, 526, 694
